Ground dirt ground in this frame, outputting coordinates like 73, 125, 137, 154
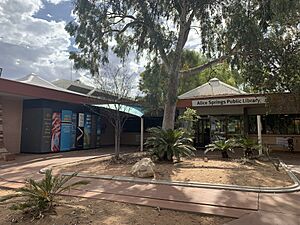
0, 189, 231, 225
54, 152, 293, 187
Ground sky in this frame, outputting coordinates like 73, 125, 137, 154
0, 0, 201, 90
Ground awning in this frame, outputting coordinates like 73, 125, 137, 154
93, 103, 145, 151
93, 104, 144, 117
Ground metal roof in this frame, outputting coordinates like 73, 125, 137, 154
93, 104, 144, 117
17, 73, 64, 91
178, 78, 247, 99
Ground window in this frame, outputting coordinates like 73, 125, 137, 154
227, 116, 243, 135
123, 117, 163, 133
248, 114, 300, 135
248, 116, 257, 134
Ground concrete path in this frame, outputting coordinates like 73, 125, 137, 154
223, 212, 300, 225
274, 151, 300, 178
1, 149, 300, 224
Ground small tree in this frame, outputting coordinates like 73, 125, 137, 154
178, 108, 199, 136
91, 65, 135, 159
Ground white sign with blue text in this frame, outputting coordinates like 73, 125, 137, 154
192, 96, 266, 107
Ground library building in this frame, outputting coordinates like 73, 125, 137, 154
177, 78, 300, 151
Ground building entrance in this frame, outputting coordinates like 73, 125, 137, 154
194, 115, 244, 148
194, 118, 210, 148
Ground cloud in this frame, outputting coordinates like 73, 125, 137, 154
0, 0, 76, 80
46, 0, 70, 5
0, 0, 203, 95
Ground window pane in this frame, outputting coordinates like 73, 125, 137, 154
295, 119, 300, 135
248, 116, 257, 134
228, 116, 243, 135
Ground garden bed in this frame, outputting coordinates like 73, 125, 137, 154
0, 189, 231, 225
53, 152, 294, 187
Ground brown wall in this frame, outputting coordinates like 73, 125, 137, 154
1, 96, 23, 153
121, 132, 150, 146
195, 105, 244, 115
249, 134, 300, 152
99, 119, 114, 145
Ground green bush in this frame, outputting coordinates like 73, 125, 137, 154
145, 127, 196, 162
235, 137, 260, 158
178, 108, 200, 135
205, 139, 236, 158
0, 169, 89, 218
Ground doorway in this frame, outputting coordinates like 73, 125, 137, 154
194, 118, 210, 148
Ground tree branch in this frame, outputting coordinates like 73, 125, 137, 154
179, 46, 238, 77
179, 54, 228, 77
136, 0, 170, 70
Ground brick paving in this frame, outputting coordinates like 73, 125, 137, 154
1, 149, 300, 224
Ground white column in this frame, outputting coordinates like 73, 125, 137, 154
257, 115, 262, 155
140, 117, 144, 152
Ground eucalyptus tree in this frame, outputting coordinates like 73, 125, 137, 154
139, 50, 244, 114
66, 0, 299, 130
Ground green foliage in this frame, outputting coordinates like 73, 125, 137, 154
145, 127, 196, 162
0, 170, 89, 218
205, 139, 235, 158
178, 108, 199, 135
139, 50, 244, 113
67, 0, 300, 129
225, 0, 300, 93
234, 137, 260, 158
139, 59, 168, 115
178, 108, 199, 123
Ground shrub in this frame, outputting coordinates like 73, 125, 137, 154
0, 169, 89, 218
145, 127, 196, 162
205, 139, 236, 158
235, 137, 260, 158
178, 108, 200, 136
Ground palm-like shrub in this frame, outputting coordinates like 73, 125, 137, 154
235, 137, 260, 158
0, 169, 89, 218
145, 127, 196, 162
205, 139, 235, 158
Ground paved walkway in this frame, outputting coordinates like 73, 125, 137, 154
1, 149, 300, 224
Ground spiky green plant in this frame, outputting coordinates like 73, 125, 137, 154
205, 139, 236, 158
145, 127, 196, 162
235, 137, 260, 158
0, 170, 89, 218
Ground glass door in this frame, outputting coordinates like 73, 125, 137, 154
210, 116, 227, 142
194, 118, 210, 148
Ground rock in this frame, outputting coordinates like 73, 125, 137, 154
130, 158, 155, 178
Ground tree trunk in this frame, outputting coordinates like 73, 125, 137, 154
162, 97, 177, 130
162, 68, 180, 130
114, 125, 119, 158
114, 112, 121, 159
161, 5, 193, 130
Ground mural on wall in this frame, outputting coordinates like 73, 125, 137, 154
71, 113, 77, 149
51, 112, 61, 152
60, 110, 72, 151
76, 113, 84, 148
84, 113, 92, 149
